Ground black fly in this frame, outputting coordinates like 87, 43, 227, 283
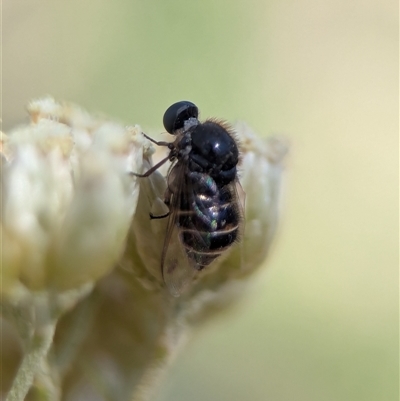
133, 101, 244, 296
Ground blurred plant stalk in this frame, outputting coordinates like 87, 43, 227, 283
1, 98, 287, 401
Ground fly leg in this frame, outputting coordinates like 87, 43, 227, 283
130, 155, 171, 178
142, 133, 172, 147
130, 133, 175, 177
149, 212, 170, 220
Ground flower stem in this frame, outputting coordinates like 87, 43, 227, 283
6, 321, 57, 401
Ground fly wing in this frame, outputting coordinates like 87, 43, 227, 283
161, 163, 198, 297
233, 178, 247, 271
162, 223, 198, 297
235, 179, 246, 234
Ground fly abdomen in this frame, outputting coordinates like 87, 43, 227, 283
180, 223, 239, 268
177, 176, 240, 269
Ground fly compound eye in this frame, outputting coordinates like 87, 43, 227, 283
163, 101, 199, 134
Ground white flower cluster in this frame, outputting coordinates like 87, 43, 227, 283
2, 97, 151, 296
1, 98, 287, 401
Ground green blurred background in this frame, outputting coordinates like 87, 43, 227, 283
4, 1, 398, 400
